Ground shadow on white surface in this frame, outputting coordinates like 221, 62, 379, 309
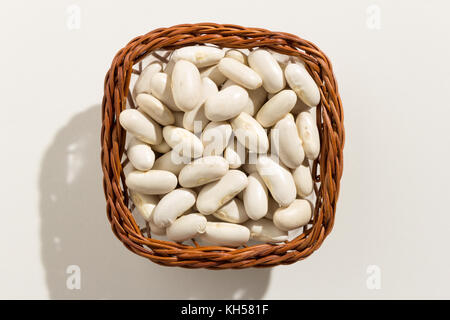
39, 105, 271, 299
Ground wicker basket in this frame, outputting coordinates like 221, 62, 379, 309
101, 23, 344, 269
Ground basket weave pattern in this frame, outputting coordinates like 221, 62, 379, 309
101, 23, 345, 269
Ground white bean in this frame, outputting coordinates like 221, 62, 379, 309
244, 219, 288, 243
256, 90, 297, 127
296, 111, 320, 160
196, 170, 248, 215
224, 138, 245, 169
163, 126, 204, 159
285, 62, 320, 107
119, 109, 162, 145
231, 112, 269, 153
153, 188, 197, 228
256, 155, 296, 207
272, 113, 305, 168
148, 219, 166, 236
213, 198, 249, 223
243, 86, 267, 116
172, 46, 224, 68
243, 172, 268, 220
222, 79, 266, 116
269, 50, 292, 68
204, 85, 248, 121
225, 49, 248, 65
152, 150, 187, 175
182, 104, 208, 134
136, 93, 174, 126
218, 57, 262, 90
200, 76, 220, 104
182, 77, 217, 132
291, 97, 310, 115
126, 169, 177, 195
179, 156, 229, 188
127, 137, 155, 171
152, 139, 171, 154
166, 213, 207, 242
129, 190, 158, 222
293, 160, 313, 197
171, 60, 203, 111
248, 49, 285, 93
199, 222, 250, 247
201, 121, 232, 156
132, 62, 163, 98
200, 65, 227, 86
273, 199, 312, 231
150, 72, 180, 111
220, 79, 235, 90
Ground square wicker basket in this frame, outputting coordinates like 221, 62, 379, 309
101, 23, 344, 269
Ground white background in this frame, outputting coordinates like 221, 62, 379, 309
1, 0, 449, 299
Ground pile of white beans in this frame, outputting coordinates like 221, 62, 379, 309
119, 45, 321, 247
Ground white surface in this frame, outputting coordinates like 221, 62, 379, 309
1, 0, 450, 299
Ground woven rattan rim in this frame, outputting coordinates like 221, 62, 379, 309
101, 23, 345, 269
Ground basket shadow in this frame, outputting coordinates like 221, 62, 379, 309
39, 104, 271, 299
